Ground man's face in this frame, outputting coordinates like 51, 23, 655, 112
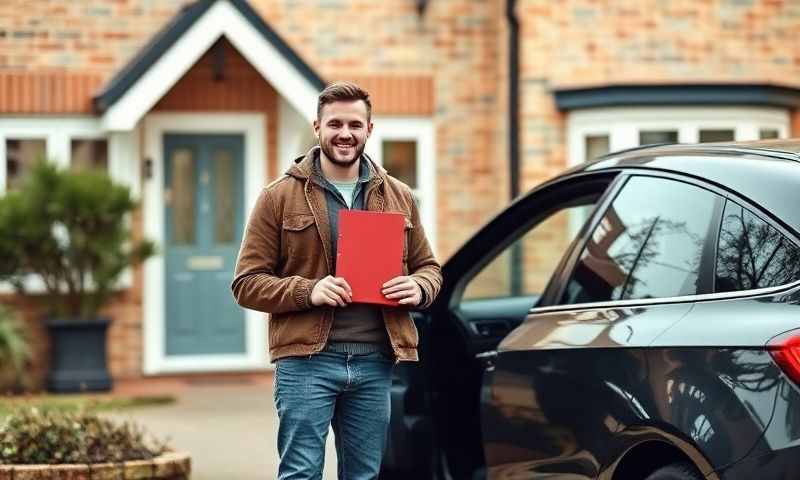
314, 100, 373, 167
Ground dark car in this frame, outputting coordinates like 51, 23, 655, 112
381, 139, 800, 480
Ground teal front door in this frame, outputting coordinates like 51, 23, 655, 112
164, 134, 245, 355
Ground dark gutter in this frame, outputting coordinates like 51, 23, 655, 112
553, 84, 800, 111
507, 0, 522, 297
507, 0, 520, 200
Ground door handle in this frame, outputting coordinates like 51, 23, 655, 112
476, 350, 498, 371
470, 320, 510, 337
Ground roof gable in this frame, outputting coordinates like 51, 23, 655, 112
95, 0, 325, 130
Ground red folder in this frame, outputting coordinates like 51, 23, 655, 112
336, 210, 405, 306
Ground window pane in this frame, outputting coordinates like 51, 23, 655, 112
382, 141, 417, 189
585, 135, 610, 162
699, 130, 734, 143
563, 177, 717, 304
716, 202, 800, 292
213, 148, 235, 244
639, 131, 678, 146
6, 139, 46, 190
463, 204, 594, 300
759, 129, 780, 140
70, 139, 108, 171
170, 149, 195, 245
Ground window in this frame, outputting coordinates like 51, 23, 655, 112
716, 201, 800, 292
169, 148, 196, 245
568, 107, 790, 167
562, 176, 720, 304
70, 139, 108, 172
463, 203, 596, 301
383, 141, 417, 189
640, 130, 678, 146
0, 118, 134, 294
5, 139, 46, 190
365, 117, 435, 250
585, 135, 610, 161
699, 129, 734, 143
759, 129, 779, 140
382, 140, 422, 206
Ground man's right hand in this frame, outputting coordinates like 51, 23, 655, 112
310, 276, 353, 307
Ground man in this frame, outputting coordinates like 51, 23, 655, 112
231, 81, 442, 479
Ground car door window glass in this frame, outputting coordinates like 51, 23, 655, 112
563, 176, 718, 304
716, 201, 800, 292
462, 205, 594, 301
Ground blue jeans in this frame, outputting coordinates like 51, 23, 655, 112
274, 351, 394, 480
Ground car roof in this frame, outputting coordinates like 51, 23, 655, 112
575, 139, 800, 234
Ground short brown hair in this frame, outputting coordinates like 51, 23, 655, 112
317, 81, 372, 120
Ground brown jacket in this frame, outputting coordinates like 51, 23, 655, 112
231, 147, 442, 362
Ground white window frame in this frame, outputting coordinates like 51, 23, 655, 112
365, 116, 437, 255
568, 106, 791, 167
0, 116, 138, 293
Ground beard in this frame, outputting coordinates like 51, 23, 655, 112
319, 137, 366, 167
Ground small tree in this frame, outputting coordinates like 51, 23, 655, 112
0, 162, 155, 320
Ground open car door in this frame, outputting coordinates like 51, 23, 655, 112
381, 170, 621, 479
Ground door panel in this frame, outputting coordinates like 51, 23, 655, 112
421, 174, 620, 479
481, 303, 694, 478
164, 134, 245, 356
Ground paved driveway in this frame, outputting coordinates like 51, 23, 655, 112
106, 375, 338, 480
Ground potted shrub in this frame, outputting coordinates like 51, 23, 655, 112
0, 406, 190, 478
0, 162, 155, 393
0, 305, 32, 395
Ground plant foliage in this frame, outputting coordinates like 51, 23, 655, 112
0, 406, 171, 464
0, 306, 32, 393
0, 162, 156, 319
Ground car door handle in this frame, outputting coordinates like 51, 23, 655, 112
470, 320, 510, 337
476, 350, 498, 370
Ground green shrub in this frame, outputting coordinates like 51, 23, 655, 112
0, 406, 171, 464
0, 306, 32, 394
0, 161, 156, 319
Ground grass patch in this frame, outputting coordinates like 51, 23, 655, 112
0, 393, 175, 417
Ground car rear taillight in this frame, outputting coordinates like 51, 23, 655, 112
768, 330, 800, 385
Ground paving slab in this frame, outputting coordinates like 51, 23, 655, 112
105, 374, 338, 480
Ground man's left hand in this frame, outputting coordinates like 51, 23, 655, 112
382, 276, 422, 306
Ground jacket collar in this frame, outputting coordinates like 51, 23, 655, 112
287, 146, 386, 187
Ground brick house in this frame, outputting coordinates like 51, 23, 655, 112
1, 0, 799, 386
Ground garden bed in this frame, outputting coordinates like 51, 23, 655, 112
0, 451, 190, 479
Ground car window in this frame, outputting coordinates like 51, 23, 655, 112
716, 200, 800, 292
562, 176, 719, 304
462, 204, 594, 301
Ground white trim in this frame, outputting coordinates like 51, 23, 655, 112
365, 116, 437, 255
278, 97, 316, 174
102, 0, 320, 131
142, 112, 268, 375
568, 106, 791, 167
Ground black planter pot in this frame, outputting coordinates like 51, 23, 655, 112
43, 317, 113, 393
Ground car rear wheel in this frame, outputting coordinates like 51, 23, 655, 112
644, 462, 703, 480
